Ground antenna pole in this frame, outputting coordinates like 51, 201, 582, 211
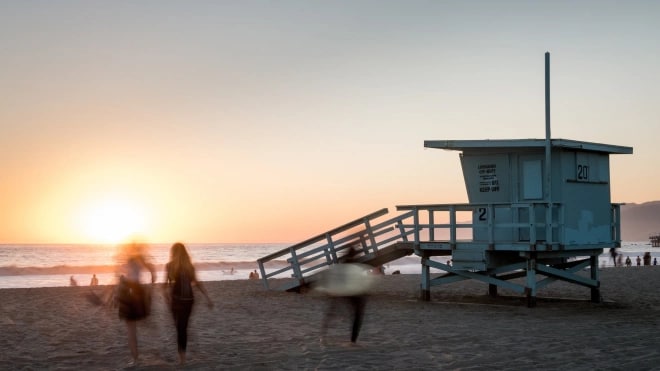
544, 52, 553, 244
545, 52, 551, 143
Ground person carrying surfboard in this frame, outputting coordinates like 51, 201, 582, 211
319, 245, 369, 344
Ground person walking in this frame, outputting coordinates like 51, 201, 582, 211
320, 246, 369, 344
114, 241, 156, 366
164, 242, 213, 365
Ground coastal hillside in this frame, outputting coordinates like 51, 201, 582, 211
620, 201, 660, 242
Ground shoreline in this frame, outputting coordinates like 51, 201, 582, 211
2, 268, 660, 369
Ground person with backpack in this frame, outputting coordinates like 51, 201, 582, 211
164, 242, 214, 365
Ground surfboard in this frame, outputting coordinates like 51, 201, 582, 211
315, 263, 375, 296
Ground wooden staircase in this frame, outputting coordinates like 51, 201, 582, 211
256, 209, 414, 292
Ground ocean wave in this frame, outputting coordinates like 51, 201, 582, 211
0, 260, 290, 276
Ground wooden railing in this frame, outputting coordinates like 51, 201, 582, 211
395, 202, 565, 246
256, 208, 414, 289
257, 202, 623, 289
395, 202, 622, 248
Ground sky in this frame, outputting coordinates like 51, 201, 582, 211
1, 1, 659, 244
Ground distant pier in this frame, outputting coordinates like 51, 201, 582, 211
651, 234, 660, 247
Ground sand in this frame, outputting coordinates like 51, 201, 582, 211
1, 267, 660, 370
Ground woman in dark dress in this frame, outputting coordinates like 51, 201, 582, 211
164, 242, 213, 365
115, 241, 156, 366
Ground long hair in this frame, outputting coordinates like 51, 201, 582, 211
168, 242, 195, 280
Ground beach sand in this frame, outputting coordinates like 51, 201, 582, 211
1, 267, 660, 370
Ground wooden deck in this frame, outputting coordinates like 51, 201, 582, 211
257, 202, 623, 306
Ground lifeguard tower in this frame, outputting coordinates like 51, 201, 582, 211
257, 53, 633, 306
403, 137, 631, 306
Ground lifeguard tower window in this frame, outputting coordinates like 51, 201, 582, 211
522, 159, 543, 199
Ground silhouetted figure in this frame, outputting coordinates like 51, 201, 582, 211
320, 246, 368, 344
114, 241, 156, 366
625, 256, 632, 267
90, 274, 99, 286
70, 276, 78, 286
643, 252, 651, 266
165, 242, 213, 365
636, 256, 641, 266
654, 258, 658, 266
610, 248, 618, 267
249, 269, 259, 280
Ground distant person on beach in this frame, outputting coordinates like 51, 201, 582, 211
643, 252, 651, 266
610, 248, 618, 267
249, 269, 259, 280
164, 242, 213, 365
90, 274, 99, 286
654, 258, 658, 266
320, 246, 368, 344
617, 254, 623, 267
114, 240, 156, 367
637, 256, 641, 266
625, 256, 632, 267
70, 275, 77, 286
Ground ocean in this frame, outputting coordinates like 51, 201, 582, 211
0, 241, 657, 289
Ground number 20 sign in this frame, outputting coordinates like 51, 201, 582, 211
577, 163, 590, 181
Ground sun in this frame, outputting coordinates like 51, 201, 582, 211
78, 198, 149, 244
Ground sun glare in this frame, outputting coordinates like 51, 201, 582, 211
78, 198, 148, 244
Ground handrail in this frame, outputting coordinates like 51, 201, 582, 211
396, 202, 565, 246
257, 208, 412, 289
257, 208, 388, 263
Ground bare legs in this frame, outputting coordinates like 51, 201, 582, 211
126, 320, 138, 364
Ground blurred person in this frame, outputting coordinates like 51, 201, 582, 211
90, 274, 99, 286
114, 240, 156, 366
609, 248, 618, 267
164, 242, 214, 365
643, 252, 651, 266
319, 246, 372, 344
69, 275, 78, 286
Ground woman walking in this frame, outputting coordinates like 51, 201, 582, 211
115, 241, 156, 366
164, 242, 213, 365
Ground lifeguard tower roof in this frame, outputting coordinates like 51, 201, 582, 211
425, 138, 633, 154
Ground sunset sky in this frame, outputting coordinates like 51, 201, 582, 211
1, 1, 658, 244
